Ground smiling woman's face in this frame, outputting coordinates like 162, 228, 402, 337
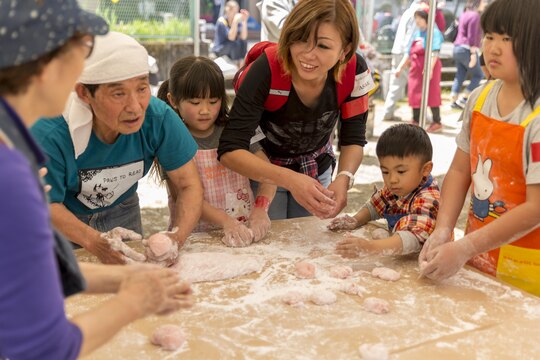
289, 22, 347, 85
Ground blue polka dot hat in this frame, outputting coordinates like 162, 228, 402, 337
0, 0, 109, 69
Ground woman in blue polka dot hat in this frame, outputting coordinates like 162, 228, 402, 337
0, 1, 193, 358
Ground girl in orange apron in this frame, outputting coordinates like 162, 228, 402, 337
153, 56, 275, 247
466, 81, 540, 294
419, 0, 540, 296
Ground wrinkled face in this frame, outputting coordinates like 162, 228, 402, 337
379, 155, 431, 198
289, 22, 348, 84
173, 95, 222, 138
80, 75, 151, 143
483, 32, 519, 84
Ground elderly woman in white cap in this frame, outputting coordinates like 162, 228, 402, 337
0, 1, 193, 359
31, 31, 204, 265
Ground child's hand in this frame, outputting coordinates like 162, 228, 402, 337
248, 208, 271, 242
335, 236, 374, 258
222, 219, 254, 247
418, 228, 453, 264
419, 239, 476, 281
327, 215, 359, 231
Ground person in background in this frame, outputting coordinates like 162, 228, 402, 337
420, 0, 540, 296
450, 0, 488, 110
257, 0, 298, 43
382, 0, 445, 123
381, 0, 422, 122
218, 0, 375, 220
0, 1, 193, 359
395, 4, 444, 133
329, 124, 440, 256
31, 32, 203, 265
212, 0, 249, 66
155, 56, 276, 247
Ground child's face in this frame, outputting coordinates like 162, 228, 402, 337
414, 15, 427, 31
483, 32, 519, 84
379, 155, 432, 198
176, 97, 222, 138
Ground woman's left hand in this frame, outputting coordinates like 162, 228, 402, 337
324, 178, 349, 218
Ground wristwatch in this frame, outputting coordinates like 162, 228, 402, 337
336, 171, 355, 190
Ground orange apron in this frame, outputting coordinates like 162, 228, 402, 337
193, 149, 253, 232
467, 81, 540, 296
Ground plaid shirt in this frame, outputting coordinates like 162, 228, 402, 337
268, 140, 335, 180
367, 176, 440, 244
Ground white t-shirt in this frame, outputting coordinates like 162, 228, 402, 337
456, 80, 540, 185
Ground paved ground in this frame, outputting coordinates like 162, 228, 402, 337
138, 97, 469, 236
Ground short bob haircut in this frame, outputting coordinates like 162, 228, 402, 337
157, 56, 228, 126
277, 0, 359, 83
376, 123, 433, 165
481, 0, 540, 108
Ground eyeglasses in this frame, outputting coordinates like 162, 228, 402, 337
79, 35, 95, 59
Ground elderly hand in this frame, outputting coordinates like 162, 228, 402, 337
419, 238, 476, 281
221, 219, 254, 247
327, 215, 359, 231
99, 227, 146, 264
117, 268, 193, 318
289, 173, 336, 219
142, 228, 180, 267
335, 235, 374, 258
248, 207, 271, 242
38, 167, 52, 193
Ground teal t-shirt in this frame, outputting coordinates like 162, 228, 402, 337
31, 96, 197, 215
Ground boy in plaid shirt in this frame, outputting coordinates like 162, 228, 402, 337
328, 123, 440, 256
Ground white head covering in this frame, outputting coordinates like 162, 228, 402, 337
63, 31, 149, 158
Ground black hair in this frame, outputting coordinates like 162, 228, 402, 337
376, 124, 433, 164
481, 0, 540, 108
414, 9, 428, 22
157, 56, 228, 126
82, 83, 100, 96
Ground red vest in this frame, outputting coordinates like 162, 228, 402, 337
233, 41, 358, 116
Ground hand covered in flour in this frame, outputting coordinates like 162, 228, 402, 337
117, 268, 193, 317
221, 218, 254, 247
335, 235, 375, 258
248, 207, 271, 242
99, 227, 146, 264
419, 238, 476, 281
288, 173, 336, 219
142, 228, 180, 267
327, 215, 360, 231
418, 228, 454, 265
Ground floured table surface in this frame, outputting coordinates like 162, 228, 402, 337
68, 217, 540, 359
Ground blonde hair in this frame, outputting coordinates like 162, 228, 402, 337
277, 0, 359, 82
